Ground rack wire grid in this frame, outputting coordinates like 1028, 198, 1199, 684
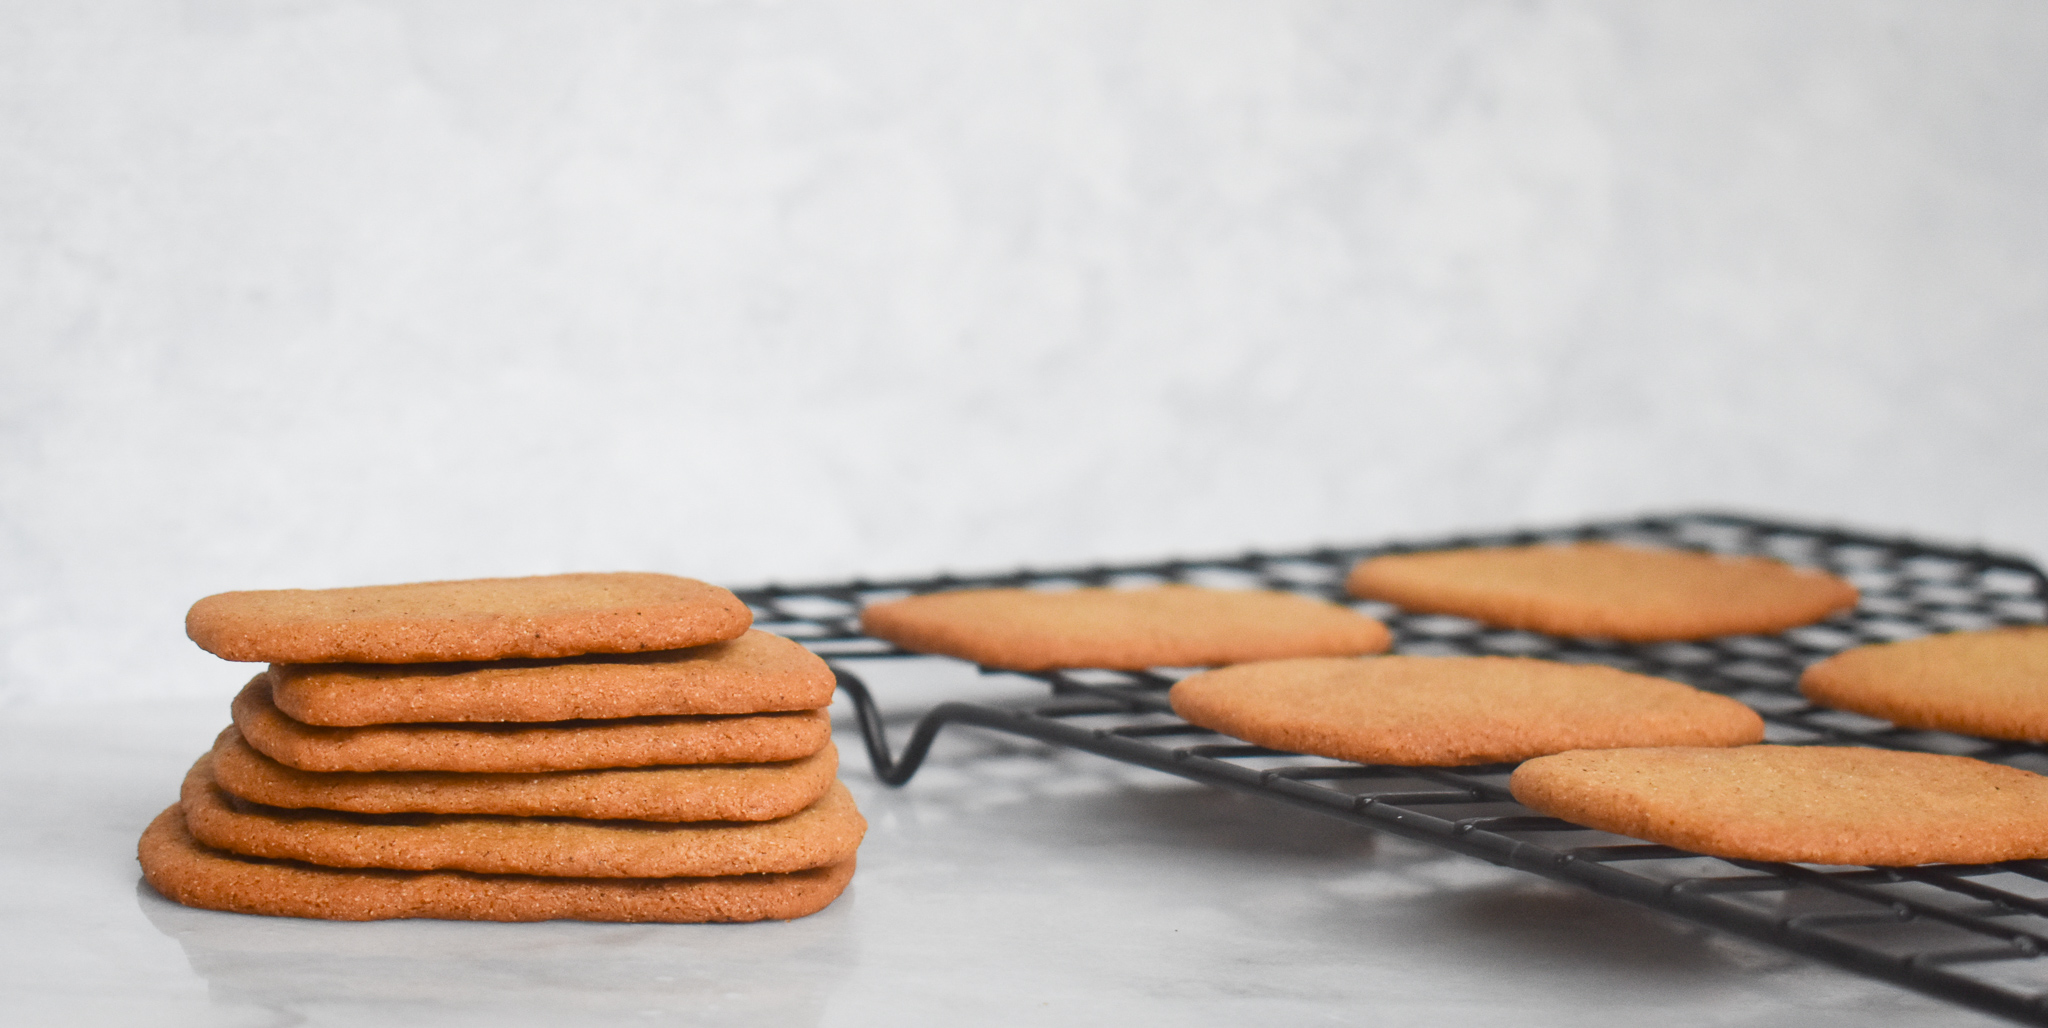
735, 511, 2048, 1026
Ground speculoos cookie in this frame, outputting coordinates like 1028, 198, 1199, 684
1510, 745, 2048, 865
1800, 627, 2048, 741
139, 805, 855, 923
1168, 655, 1763, 766
187, 572, 752, 664
184, 754, 866, 878
232, 677, 831, 773
859, 584, 1391, 671
1346, 542, 1858, 641
209, 727, 840, 822
268, 630, 833, 726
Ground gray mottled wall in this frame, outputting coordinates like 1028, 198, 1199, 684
5, 0, 2046, 703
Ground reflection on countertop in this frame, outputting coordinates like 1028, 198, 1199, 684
0, 694, 2012, 1028
138, 878, 855, 1026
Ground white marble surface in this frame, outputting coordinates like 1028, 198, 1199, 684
5, 5, 2045, 1017
6, 1, 2048, 707
0, 666, 2017, 1027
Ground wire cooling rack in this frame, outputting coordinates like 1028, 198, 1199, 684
735, 511, 2048, 1026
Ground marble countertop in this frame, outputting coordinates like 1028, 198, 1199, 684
0, 669, 2014, 1028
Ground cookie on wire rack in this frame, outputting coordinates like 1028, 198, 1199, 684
1168, 655, 1763, 766
859, 584, 1391, 671
1800, 626, 2048, 741
1345, 541, 1858, 641
1510, 745, 2048, 865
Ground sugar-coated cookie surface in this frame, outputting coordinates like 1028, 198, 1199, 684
859, 585, 1392, 671
1800, 627, 2048, 742
269, 630, 833, 726
185, 755, 866, 877
1168, 655, 1763, 766
209, 727, 840, 822
139, 806, 855, 922
232, 677, 831, 773
1510, 745, 2048, 865
187, 572, 752, 663
1346, 542, 1858, 641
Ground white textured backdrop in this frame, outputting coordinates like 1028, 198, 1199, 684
5, 0, 2046, 704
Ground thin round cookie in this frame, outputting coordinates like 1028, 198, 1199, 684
1168, 655, 1762, 766
269, 630, 834, 726
139, 806, 855, 922
208, 727, 840, 822
231, 677, 831, 773
184, 754, 866, 878
1800, 627, 2048, 741
1345, 542, 1858, 641
187, 572, 752, 663
1510, 745, 2048, 865
859, 585, 1391, 671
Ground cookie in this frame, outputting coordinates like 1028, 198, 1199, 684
187, 572, 752, 664
1345, 542, 1858, 641
858, 585, 1392, 671
1168, 655, 1763, 765
139, 805, 854, 922
1800, 627, 2048, 741
232, 677, 830, 773
209, 727, 839, 822
184, 753, 866, 877
269, 630, 834, 726
1510, 745, 2048, 865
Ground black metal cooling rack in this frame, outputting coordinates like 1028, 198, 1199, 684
734, 511, 2048, 1026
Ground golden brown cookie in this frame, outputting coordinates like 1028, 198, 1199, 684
231, 677, 830, 773
1345, 542, 1858, 641
139, 805, 854, 922
268, 630, 833, 726
1800, 627, 2048, 741
208, 727, 840, 822
184, 754, 866, 877
858, 585, 1392, 671
1510, 745, 2048, 865
187, 572, 752, 664
1168, 655, 1763, 765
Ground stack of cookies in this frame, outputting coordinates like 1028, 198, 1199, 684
138, 572, 863, 923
